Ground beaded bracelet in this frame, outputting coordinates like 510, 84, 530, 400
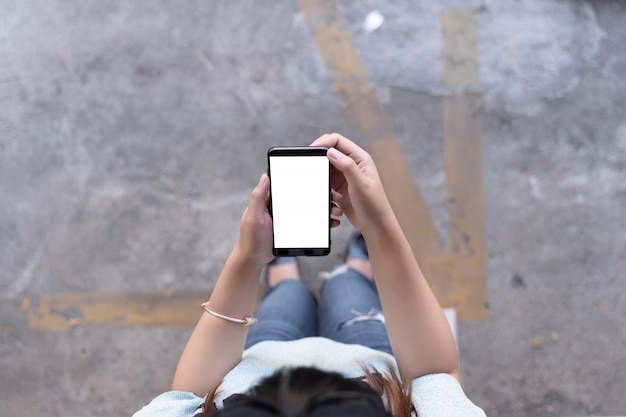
201, 302, 258, 327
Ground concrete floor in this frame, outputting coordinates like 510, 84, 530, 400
1, 1, 625, 416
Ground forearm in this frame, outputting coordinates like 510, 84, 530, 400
363, 216, 459, 381
171, 243, 262, 395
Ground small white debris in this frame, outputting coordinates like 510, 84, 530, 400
363, 10, 384, 32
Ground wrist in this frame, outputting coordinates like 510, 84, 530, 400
359, 197, 398, 235
229, 242, 267, 275
361, 211, 404, 247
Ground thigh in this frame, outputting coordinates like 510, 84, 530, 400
318, 266, 392, 355
245, 280, 317, 350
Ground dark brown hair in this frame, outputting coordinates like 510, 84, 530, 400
203, 366, 415, 417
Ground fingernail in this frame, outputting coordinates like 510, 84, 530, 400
328, 148, 341, 161
258, 173, 267, 186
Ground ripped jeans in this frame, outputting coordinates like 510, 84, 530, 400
245, 265, 393, 355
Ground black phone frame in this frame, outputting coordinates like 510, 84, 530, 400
267, 146, 331, 257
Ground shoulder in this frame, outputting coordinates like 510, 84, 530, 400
411, 374, 486, 417
132, 391, 204, 417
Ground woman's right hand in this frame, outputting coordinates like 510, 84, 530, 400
310, 133, 394, 233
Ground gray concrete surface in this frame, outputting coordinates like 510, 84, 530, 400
1, 1, 625, 416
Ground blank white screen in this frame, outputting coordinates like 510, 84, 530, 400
270, 155, 329, 249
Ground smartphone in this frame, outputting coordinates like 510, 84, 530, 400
267, 146, 331, 256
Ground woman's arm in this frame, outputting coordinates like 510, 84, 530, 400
363, 217, 460, 382
171, 174, 274, 396
311, 133, 459, 382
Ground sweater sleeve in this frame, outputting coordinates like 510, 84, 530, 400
132, 391, 204, 417
411, 374, 486, 417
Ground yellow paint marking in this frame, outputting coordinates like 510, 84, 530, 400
24, 292, 205, 332
442, 93, 486, 317
441, 7, 480, 86
441, 9, 487, 318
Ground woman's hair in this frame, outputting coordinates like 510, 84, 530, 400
203, 366, 414, 417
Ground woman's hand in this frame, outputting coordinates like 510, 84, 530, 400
235, 173, 274, 266
311, 133, 393, 232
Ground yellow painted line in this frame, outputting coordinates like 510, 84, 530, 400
441, 8, 488, 318
441, 7, 480, 86
23, 291, 205, 331
441, 92, 487, 318
297, 0, 444, 269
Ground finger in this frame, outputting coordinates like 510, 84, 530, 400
247, 173, 270, 219
310, 133, 339, 149
331, 202, 343, 217
331, 189, 344, 204
327, 147, 363, 185
311, 132, 364, 157
309, 133, 331, 146
331, 218, 341, 228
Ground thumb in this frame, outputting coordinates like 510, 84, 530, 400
246, 173, 270, 218
327, 147, 362, 183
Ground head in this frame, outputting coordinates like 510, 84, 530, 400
204, 367, 413, 417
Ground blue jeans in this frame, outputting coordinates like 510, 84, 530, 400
245, 265, 393, 355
